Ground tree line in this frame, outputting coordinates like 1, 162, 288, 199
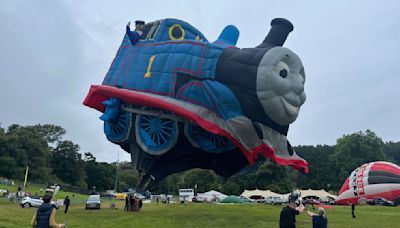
0, 123, 136, 193
0, 123, 399, 195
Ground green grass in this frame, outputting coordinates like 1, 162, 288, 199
0, 200, 399, 228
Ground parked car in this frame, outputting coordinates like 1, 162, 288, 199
86, 195, 101, 209
239, 196, 256, 203
303, 198, 321, 205
192, 195, 206, 203
265, 196, 285, 205
106, 190, 117, 197
20, 196, 61, 209
0, 189, 7, 197
137, 193, 146, 200
367, 197, 395, 206
254, 198, 266, 203
320, 197, 335, 205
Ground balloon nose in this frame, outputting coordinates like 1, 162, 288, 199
291, 75, 305, 95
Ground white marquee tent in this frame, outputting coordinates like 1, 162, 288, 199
241, 189, 284, 199
299, 189, 337, 199
198, 190, 228, 201
241, 189, 337, 200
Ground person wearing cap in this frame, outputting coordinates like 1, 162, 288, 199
134, 20, 145, 34
279, 191, 305, 228
126, 20, 145, 46
307, 207, 328, 228
31, 194, 65, 228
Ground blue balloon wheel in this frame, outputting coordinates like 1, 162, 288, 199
184, 123, 235, 153
135, 108, 178, 155
100, 98, 133, 143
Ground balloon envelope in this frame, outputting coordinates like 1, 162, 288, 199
83, 18, 308, 186
336, 161, 400, 205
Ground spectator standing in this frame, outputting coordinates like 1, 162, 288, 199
64, 196, 70, 214
31, 194, 65, 228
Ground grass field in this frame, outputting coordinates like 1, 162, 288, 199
0, 200, 399, 228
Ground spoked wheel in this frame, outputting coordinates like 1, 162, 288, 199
135, 108, 178, 155
100, 98, 133, 143
184, 123, 235, 153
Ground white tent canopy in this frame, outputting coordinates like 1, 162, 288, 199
282, 189, 337, 200
300, 189, 337, 199
241, 189, 337, 200
241, 189, 284, 199
198, 190, 227, 200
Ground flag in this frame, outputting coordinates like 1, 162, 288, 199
23, 166, 29, 189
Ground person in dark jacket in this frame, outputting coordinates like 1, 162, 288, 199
351, 204, 356, 218
279, 191, 305, 228
307, 207, 328, 228
63, 196, 70, 214
124, 194, 129, 211
31, 194, 65, 228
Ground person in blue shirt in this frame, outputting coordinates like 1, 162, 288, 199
307, 207, 328, 228
126, 20, 145, 46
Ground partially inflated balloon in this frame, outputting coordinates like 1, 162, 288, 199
83, 18, 308, 188
336, 161, 400, 205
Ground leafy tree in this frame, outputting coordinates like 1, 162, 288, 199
0, 156, 19, 178
383, 142, 400, 165
118, 168, 139, 191
5, 124, 52, 181
295, 145, 336, 191
84, 159, 115, 191
149, 173, 183, 194
253, 161, 295, 193
182, 169, 217, 193
51, 140, 86, 188
84, 152, 96, 162
26, 124, 66, 144
332, 130, 386, 190
219, 179, 242, 195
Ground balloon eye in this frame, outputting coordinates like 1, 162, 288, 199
279, 69, 288, 78
275, 61, 290, 78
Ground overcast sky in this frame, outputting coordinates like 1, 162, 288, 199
1, 0, 399, 162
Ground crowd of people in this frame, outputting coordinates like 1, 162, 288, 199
124, 192, 143, 212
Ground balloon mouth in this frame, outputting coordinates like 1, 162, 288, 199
281, 97, 300, 117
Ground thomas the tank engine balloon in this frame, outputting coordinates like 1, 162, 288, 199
83, 18, 308, 189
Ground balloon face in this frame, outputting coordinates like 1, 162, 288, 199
256, 47, 306, 126
336, 161, 400, 205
